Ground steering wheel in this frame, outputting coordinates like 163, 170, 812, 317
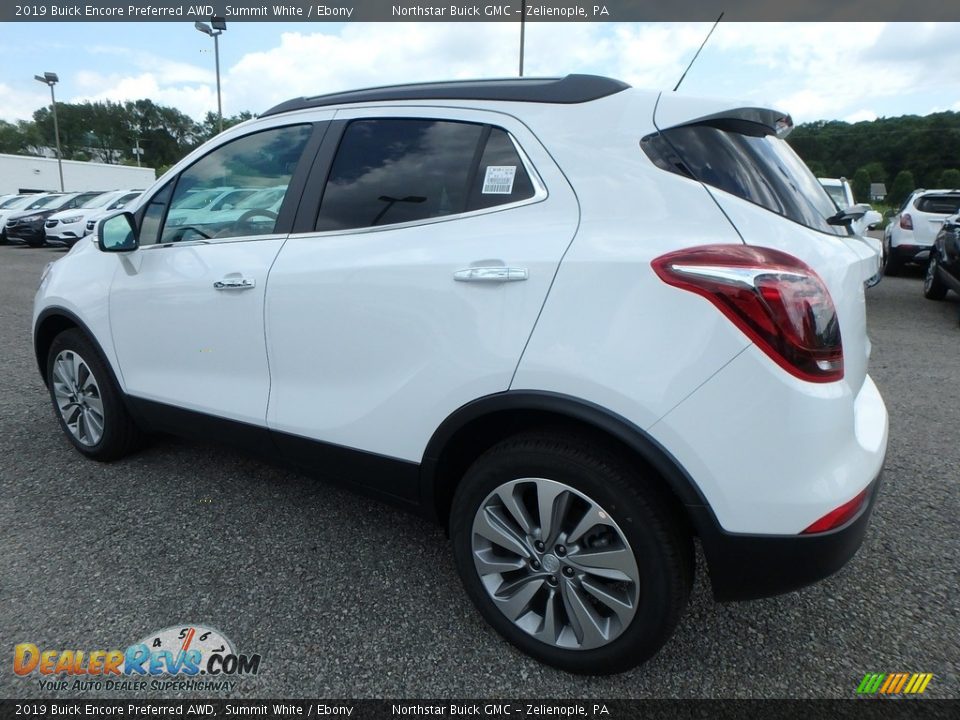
236, 208, 278, 233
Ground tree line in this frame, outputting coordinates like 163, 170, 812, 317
3, 98, 959, 208
787, 111, 960, 207
0, 99, 253, 175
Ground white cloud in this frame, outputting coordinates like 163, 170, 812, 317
844, 109, 878, 123
0, 83, 50, 123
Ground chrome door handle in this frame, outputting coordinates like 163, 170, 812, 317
454, 267, 528, 283
213, 277, 256, 290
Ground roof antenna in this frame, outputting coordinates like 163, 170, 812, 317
673, 12, 724, 92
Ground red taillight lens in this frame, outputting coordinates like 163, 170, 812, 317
651, 245, 843, 383
900, 213, 913, 230
802, 488, 869, 534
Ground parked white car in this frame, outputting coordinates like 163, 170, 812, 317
34, 75, 887, 674
45, 189, 143, 248
818, 177, 883, 237
883, 188, 960, 274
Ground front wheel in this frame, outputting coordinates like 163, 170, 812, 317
47, 329, 143, 460
450, 433, 691, 674
923, 253, 949, 300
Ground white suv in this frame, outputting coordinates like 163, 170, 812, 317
33, 75, 888, 674
884, 189, 960, 274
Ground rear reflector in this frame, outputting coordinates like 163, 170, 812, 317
651, 245, 844, 383
802, 489, 869, 534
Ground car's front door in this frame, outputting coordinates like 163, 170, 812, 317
109, 122, 321, 426
264, 109, 579, 498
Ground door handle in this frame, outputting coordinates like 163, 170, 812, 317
453, 267, 528, 283
213, 277, 256, 290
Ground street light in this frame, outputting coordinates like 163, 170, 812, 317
195, 17, 226, 134
33, 71, 64, 191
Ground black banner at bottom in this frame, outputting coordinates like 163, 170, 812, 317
1, 700, 958, 720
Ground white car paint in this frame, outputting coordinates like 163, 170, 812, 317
35, 82, 887, 541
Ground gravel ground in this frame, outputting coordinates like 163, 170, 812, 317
1, 242, 957, 699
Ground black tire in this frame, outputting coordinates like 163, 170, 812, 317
46, 328, 143, 460
883, 239, 902, 276
450, 432, 692, 675
923, 252, 948, 300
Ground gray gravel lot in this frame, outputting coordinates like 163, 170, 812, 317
1, 242, 957, 699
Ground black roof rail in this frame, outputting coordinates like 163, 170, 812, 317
261, 74, 631, 117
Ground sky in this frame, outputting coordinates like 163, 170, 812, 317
1, 21, 959, 127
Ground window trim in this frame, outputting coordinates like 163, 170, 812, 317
296, 127, 547, 239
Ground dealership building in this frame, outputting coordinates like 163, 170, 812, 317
0, 153, 156, 195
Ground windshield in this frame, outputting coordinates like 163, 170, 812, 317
174, 189, 225, 210
81, 192, 122, 209
914, 195, 960, 215
0, 196, 28, 209
26, 195, 62, 210
237, 188, 285, 209
642, 120, 843, 235
822, 184, 848, 209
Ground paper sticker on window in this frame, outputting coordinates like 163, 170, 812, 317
482, 165, 517, 195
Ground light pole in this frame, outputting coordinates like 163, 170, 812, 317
195, 17, 226, 134
33, 71, 64, 191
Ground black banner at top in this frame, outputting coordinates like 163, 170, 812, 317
3, 0, 960, 23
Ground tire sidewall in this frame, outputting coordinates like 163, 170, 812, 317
451, 441, 685, 674
47, 329, 119, 457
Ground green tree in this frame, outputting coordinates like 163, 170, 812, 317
940, 168, 960, 189
852, 168, 871, 203
888, 170, 916, 207
862, 161, 887, 186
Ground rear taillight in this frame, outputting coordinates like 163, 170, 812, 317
900, 213, 913, 230
651, 245, 843, 383
802, 488, 869, 534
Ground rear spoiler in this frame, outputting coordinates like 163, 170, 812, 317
654, 93, 793, 138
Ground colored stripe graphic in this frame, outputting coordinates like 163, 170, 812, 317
858, 673, 932, 695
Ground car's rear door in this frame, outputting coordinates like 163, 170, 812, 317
264, 108, 579, 499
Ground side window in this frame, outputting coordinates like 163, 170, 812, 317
316, 119, 537, 232
159, 124, 312, 243
467, 128, 535, 212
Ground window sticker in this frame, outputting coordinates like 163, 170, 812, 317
482, 165, 517, 195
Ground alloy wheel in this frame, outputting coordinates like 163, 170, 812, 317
51, 349, 105, 447
471, 477, 640, 650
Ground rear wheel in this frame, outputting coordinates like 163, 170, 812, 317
47, 329, 143, 460
923, 253, 948, 300
883, 238, 902, 276
450, 432, 691, 674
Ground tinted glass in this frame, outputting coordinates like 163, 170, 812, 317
139, 181, 172, 246
161, 124, 311, 243
467, 128, 536, 211
317, 119, 483, 231
914, 195, 960, 214
643, 121, 843, 235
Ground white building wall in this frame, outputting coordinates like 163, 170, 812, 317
0, 153, 156, 194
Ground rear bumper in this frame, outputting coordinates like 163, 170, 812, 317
694, 473, 882, 601
891, 244, 931, 263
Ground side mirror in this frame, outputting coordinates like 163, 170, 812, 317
827, 203, 871, 226
98, 211, 138, 252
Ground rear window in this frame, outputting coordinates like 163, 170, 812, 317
914, 195, 960, 214
642, 120, 843, 235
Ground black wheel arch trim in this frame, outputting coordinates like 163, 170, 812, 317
420, 389, 714, 518
34, 307, 122, 391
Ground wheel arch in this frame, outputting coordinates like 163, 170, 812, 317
420, 391, 715, 539
34, 308, 118, 390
